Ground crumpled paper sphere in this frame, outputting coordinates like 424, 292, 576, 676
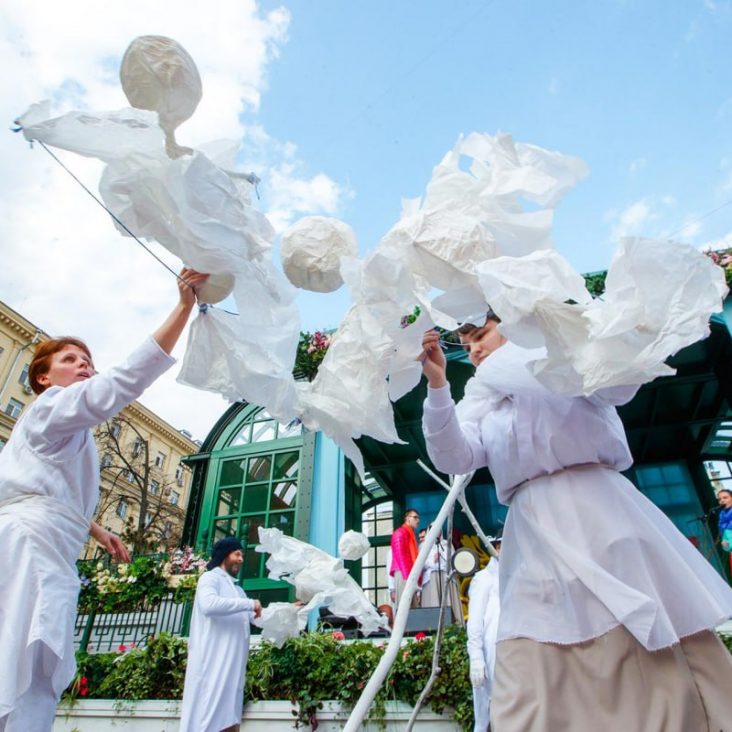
280, 216, 358, 293
197, 272, 235, 305
338, 530, 371, 561
381, 209, 496, 291
120, 35, 202, 159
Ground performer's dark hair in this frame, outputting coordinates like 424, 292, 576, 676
29, 337, 94, 395
403, 507, 419, 521
719, 489, 732, 498
456, 308, 501, 338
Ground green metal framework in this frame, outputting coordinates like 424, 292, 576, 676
182, 403, 316, 603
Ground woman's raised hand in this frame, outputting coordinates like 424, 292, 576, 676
419, 329, 447, 389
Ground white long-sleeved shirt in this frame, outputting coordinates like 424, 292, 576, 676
0, 336, 175, 520
423, 341, 637, 505
421, 341, 732, 649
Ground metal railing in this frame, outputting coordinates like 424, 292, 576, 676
74, 594, 193, 653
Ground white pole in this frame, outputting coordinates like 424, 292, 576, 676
343, 471, 474, 732
417, 460, 498, 559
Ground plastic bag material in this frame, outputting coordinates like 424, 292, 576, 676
120, 35, 202, 159
473, 239, 728, 396
251, 597, 320, 648
178, 304, 299, 423
19, 103, 165, 161
338, 530, 371, 561
256, 528, 389, 637
281, 216, 358, 292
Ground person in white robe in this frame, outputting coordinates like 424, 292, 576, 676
180, 537, 262, 732
419, 524, 463, 623
0, 268, 208, 732
420, 316, 732, 731
466, 540, 501, 732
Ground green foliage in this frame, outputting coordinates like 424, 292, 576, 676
62, 627, 732, 731
583, 271, 607, 297
246, 628, 473, 730
294, 331, 332, 381
720, 633, 732, 655
97, 634, 188, 701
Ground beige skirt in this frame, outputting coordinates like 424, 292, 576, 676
491, 625, 732, 732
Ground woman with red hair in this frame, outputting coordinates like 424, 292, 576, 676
0, 268, 207, 732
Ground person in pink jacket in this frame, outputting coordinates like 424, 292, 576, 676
389, 508, 421, 608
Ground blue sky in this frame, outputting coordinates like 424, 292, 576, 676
252, 0, 732, 329
1, 0, 730, 438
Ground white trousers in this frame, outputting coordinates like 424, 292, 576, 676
472, 681, 491, 732
0, 643, 58, 732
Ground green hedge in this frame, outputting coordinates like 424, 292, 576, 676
66, 628, 474, 730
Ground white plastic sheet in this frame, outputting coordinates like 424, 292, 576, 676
251, 596, 320, 648
338, 530, 371, 561
17, 45, 728, 480
281, 216, 358, 292
256, 528, 388, 637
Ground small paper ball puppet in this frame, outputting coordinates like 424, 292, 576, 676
280, 216, 358, 293
120, 35, 202, 159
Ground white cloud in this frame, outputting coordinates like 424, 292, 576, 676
0, 1, 347, 441
605, 196, 693, 242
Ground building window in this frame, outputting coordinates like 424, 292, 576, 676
170, 490, 180, 506
100, 453, 112, 468
163, 520, 172, 539
0, 437, 6, 452
18, 364, 32, 393
145, 511, 153, 527
230, 411, 302, 446
155, 451, 166, 468
175, 465, 186, 486
116, 499, 128, 519
124, 469, 135, 483
110, 422, 121, 439
132, 438, 144, 458
360, 501, 393, 608
5, 398, 23, 419
150, 479, 160, 495
210, 447, 300, 579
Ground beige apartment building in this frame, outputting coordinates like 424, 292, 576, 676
0, 298, 198, 557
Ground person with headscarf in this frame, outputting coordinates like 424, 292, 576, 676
0, 268, 207, 732
420, 315, 732, 731
180, 537, 262, 732
466, 539, 501, 732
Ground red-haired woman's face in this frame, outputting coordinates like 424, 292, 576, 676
36, 345, 95, 390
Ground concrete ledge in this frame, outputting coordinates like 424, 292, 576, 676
54, 699, 461, 731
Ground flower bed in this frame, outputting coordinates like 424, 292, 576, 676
64, 628, 475, 730
77, 548, 206, 612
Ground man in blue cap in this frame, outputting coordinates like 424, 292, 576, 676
179, 537, 262, 732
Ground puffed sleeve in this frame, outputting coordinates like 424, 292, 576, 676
422, 385, 488, 475
26, 336, 175, 448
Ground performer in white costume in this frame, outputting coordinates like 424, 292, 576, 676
0, 268, 207, 732
466, 540, 501, 732
420, 316, 732, 731
420, 524, 463, 623
180, 537, 262, 732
